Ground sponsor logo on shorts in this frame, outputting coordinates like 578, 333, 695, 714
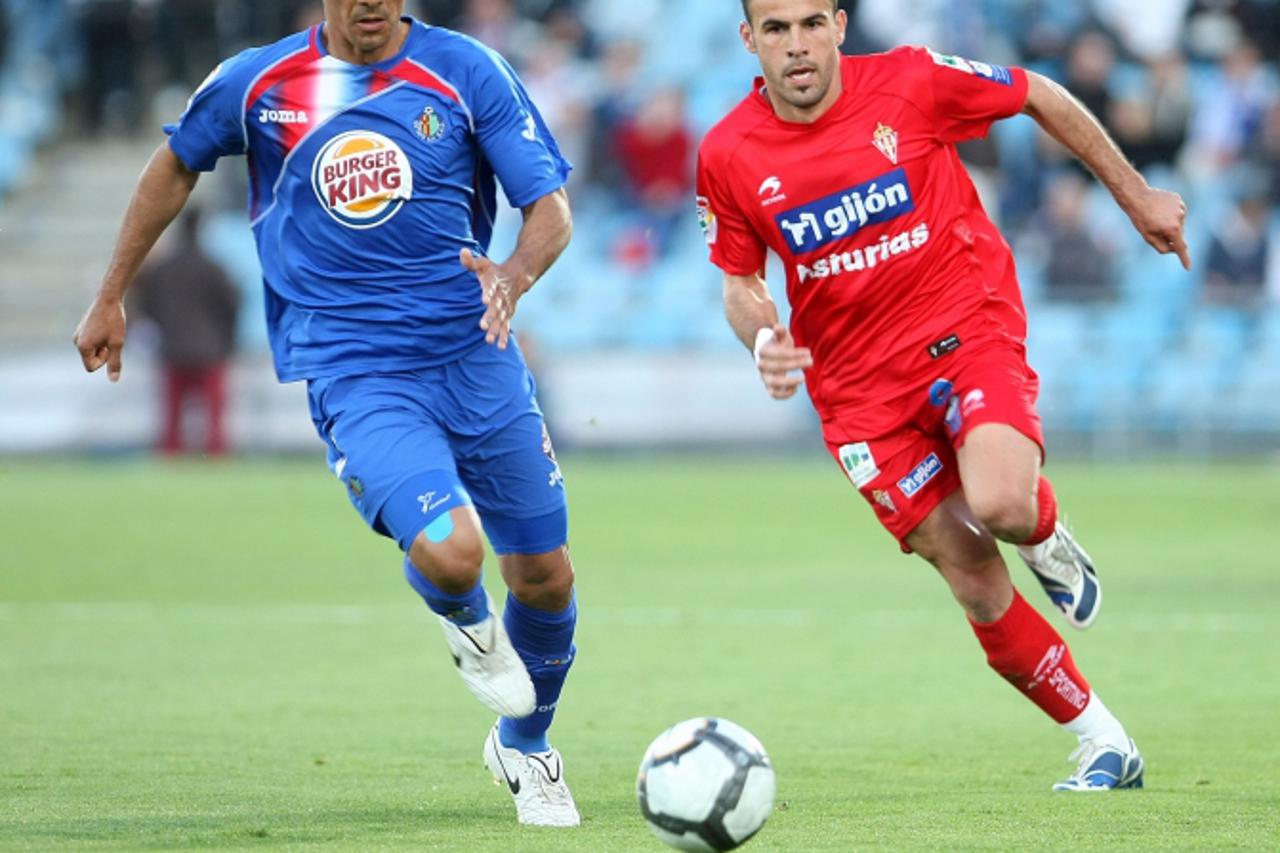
872, 489, 898, 513
312, 130, 413, 229
418, 491, 452, 513
898, 453, 943, 498
962, 389, 987, 417
542, 424, 565, 488
776, 167, 915, 254
927, 49, 1013, 86
839, 441, 880, 488
796, 222, 930, 284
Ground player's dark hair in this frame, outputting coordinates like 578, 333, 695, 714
740, 0, 840, 23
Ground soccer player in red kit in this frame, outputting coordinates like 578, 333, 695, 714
698, 0, 1191, 790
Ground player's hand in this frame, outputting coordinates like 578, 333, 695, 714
755, 324, 812, 400
72, 295, 127, 382
1126, 186, 1191, 271
462, 247, 524, 350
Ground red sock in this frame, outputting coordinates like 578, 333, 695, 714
970, 590, 1090, 723
1022, 475, 1057, 546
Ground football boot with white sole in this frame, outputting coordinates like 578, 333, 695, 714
1053, 738, 1144, 791
483, 724, 581, 826
437, 593, 535, 719
1018, 521, 1101, 630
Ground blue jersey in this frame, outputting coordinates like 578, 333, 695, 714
165, 19, 571, 382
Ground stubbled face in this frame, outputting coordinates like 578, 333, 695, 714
740, 0, 847, 123
323, 0, 407, 63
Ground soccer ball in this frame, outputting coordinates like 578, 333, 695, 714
636, 717, 776, 851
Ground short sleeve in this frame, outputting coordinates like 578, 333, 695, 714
903, 46, 1029, 144
696, 148, 766, 276
164, 53, 255, 172
470, 48, 571, 209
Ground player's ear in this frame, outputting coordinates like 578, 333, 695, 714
835, 9, 848, 47
739, 20, 757, 54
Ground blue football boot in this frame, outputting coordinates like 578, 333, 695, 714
1053, 739, 1145, 792
1018, 520, 1101, 630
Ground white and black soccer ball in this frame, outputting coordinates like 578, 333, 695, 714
636, 717, 776, 852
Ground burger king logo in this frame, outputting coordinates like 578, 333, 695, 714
312, 130, 413, 229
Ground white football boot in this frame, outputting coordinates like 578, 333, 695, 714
1053, 738, 1144, 791
483, 724, 580, 827
1017, 520, 1101, 630
437, 593, 535, 719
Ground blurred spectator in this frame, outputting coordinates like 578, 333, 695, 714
151, 1, 220, 90
0, 1, 10, 69
1092, 0, 1194, 60
73, 0, 140, 133
1187, 38, 1275, 176
1111, 55, 1193, 171
612, 86, 695, 261
1040, 172, 1119, 303
1258, 102, 1280, 205
131, 208, 241, 457
521, 37, 593, 186
457, 0, 543, 66
1203, 189, 1271, 307
1064, 30, 1117, 136
586, 39, 642, 185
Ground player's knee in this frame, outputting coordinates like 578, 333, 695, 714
967, 487, 1035, 542
503, 548, 575, 611
407, 515, 485, 594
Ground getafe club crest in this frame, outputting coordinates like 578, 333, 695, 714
873, 122, 899, 164
415, 105, 446, 142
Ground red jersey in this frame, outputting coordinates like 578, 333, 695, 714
697, 47, 1031, 435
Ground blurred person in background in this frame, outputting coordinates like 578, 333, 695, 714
0, 1, 10, 70
613, 86, 695, 262
1062, 30, 1117, 145
72, 0, 582, 828
1041, 171, 1119, 303
130, 207, 240, 457
72, 0, 140, 133
1187, 37, 1275, 176
1204, 186, 1272, 308
700, 0, 1190, 793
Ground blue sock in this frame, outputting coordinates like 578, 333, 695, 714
499, 591, 577, 754
402, 557, 488, 626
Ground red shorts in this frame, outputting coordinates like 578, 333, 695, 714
821, 343, 1044, 551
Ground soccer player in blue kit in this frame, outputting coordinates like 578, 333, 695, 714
73, 0, 581, 827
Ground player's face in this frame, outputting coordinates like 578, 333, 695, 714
323, 0, 407, 63
740, 0, 847, 122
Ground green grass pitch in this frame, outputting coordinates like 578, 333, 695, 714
2, 455, 1278, 850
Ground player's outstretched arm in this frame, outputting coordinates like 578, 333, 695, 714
1022, 71, 1190, 270
723, 272, 812, 400
73, 143, 200, 381
462, 187, 571, 350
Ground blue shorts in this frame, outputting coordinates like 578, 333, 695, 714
306, 340, 568, 555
